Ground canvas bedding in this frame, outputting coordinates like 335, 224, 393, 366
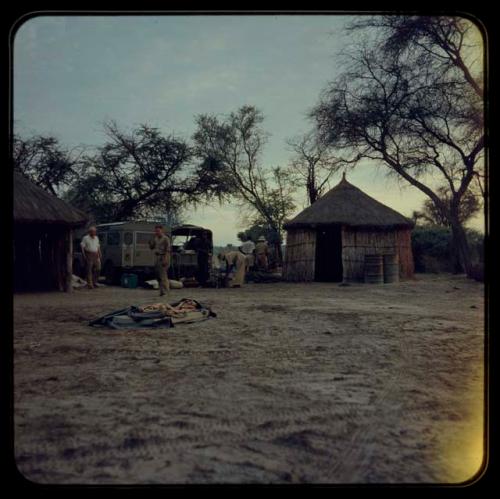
89, 298, 216, 329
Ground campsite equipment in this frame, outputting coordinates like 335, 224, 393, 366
89, 298, 216, 329
121, 273, 138, 288
246, 271, 282, 283
144, 279, 159, 290
169, 279, 184, 289
383, 254, 400, 283
180, 277, 199, 288
71, 274, 87, 289
364, 254, 384, 284
144, 279, 183, 290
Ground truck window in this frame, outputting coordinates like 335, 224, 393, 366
124, 232, 133, 245
107, 232, 120, 246
136, 232, 154, 245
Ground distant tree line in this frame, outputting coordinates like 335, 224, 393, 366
14, 16, 485, 275
13, 107, 298, 263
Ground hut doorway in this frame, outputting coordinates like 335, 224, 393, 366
315, 227, 343, 282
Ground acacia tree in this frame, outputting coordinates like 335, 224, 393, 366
193, 106, 296, 262
412, 186, 481, 228
286, 131, 344, 205
312, 16, 484, 276
65, 121, 208, 222
13, 134, 85, 195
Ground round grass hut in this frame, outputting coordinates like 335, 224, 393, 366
283, 174, 414, 283
14, 170, 88, 292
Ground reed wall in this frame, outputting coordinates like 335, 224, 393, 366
284, 225, 414, 282
283, 228, 316, 281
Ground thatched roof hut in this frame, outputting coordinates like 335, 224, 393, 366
14, 170, 88, 292
283, 174, 414, 283
14, 170, 87, 225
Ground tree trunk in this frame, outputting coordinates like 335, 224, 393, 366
449, 216, 473, 277
308, 183, 319, 205
273, 241, 283, 268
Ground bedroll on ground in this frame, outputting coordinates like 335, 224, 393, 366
89, 298, 216, 329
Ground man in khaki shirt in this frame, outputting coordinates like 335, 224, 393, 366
149, 225, 171, 296
255, 236, 269, 271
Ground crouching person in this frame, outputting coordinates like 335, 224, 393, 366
149, 225, 171, 296
80, 226, 102, 289
218, 251, 246, 288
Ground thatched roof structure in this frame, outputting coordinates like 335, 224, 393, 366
13, 170, 88, 226
284, 175, 414, 230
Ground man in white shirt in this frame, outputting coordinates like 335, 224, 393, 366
239, 235, 256, 272
80, 226, 102, 289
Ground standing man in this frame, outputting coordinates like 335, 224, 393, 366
255, 236, 269, 272
149, 225, 171, 296
239, 235, 256, 272
80, 226, 102, 289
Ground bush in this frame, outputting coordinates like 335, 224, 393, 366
411, 226, 453, 273
465, 228, 484, 265
411, 226, 485, 274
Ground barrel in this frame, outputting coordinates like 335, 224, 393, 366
364, 254, 383, 284
383, 254, 399, 283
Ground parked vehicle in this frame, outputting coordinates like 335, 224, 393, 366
73, 221, 213, 284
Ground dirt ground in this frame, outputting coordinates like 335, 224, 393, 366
13, 274, 485, 484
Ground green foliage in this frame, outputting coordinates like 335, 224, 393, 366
465, 228, 484, 264
54, 121, 227, 223
237, 225, 280, 245
13, 134, 84, 195
412, 186, 482, 228
194, 106, 296, 259
412, 226, 484, 273
312, 16, 484, 276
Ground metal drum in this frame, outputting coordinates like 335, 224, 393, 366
383, 254, 400, 283
364, 254, 383, 284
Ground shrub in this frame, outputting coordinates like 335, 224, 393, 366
411, 226, 453, 273
411, 226, 485, 274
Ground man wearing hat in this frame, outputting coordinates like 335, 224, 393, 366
255, 236, 269, 272
239, 235, 256, 272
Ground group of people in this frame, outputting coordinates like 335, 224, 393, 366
79, 224, 272, 295
79, 224, 173, 294
216, 235, 270, 288
238, 235, 270, 272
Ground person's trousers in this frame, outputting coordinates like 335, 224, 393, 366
256, 253, 268, 271
85, 252, 101, 288
155, 255, 170, 295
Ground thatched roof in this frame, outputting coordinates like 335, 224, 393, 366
14, 170, 88, 226
284, 175, 414, 230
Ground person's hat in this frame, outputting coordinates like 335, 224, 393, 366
258, 236, 266, 242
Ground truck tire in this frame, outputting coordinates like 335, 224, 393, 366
103, 260, 118, 285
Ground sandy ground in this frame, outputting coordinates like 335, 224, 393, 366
13, 274, 485, 484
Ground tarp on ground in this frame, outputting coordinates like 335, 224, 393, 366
89, 298, 216, 329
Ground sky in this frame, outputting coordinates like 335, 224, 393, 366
13, 15, 484, 245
